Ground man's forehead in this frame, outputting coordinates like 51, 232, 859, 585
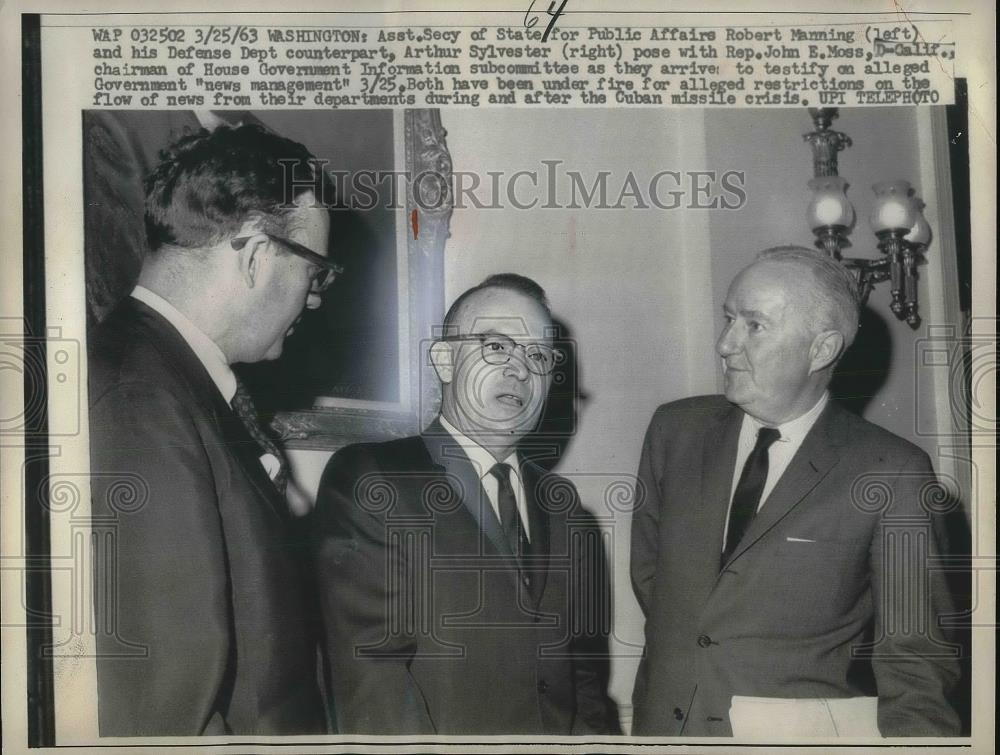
453, 288, 553, 338
728, 263, 797, 308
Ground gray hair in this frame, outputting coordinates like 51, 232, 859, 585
756, 246, 861, 348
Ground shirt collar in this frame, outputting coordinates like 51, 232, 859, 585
747, 391, 829, 443
438, 415, 520, 481
131, 285, 238, 404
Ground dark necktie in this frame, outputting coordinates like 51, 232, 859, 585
722, 426, 781, 566
231, 378, 288, 494
489, 463, 524, 557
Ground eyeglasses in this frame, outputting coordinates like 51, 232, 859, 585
231, 233, 344, 293
439, 333, 559, 375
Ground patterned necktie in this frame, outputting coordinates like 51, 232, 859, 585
489, 463, 524, 557
722, 426, 781, 567
231, 378, 288, 494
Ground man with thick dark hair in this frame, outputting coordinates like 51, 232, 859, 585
88, 124, 341, 735
312, 273, 619, 735
630, 247, 961, 737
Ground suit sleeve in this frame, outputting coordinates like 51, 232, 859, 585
89, 382, 231, 736
870, 449, 962, 735
630, 410, 664, 618
312, 448, 435, 734
569, 491, 622, 735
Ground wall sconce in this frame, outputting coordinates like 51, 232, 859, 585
806, 175, 855, 257
803, 108, 930, 327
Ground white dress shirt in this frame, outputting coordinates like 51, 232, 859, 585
438, 416, 531, 542
722, 392, 829, 550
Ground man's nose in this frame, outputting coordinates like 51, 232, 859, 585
716, 324, 740, 357
503, 350, 531, 380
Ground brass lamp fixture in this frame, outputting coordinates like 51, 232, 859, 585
803, 108, 931, 327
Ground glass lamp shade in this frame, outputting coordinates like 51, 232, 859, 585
870, 180, 917, 233
905, 207, 932, 247
806, 176, 855, 229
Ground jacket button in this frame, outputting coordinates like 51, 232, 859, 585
673, 707, 684, 720
537, 680, 549, 693
697, 634, 713, 648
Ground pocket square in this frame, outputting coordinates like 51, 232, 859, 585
259, 452, 281, 480
785, 536, 817, 543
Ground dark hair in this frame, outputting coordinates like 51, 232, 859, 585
144, 124, 334, 252
442, 273, 552, 333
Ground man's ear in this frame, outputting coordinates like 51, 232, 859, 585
429, 341, 455, 383
234, 232, 268, 289
808, 330, 845, 374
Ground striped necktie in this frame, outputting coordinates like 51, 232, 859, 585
230, 378, 288, 494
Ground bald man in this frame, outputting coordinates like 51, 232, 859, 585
312, 273, 619, 735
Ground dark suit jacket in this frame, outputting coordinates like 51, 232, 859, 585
311, 422, 619, 735
88, 297, 325, 735
630, 395, 960, 736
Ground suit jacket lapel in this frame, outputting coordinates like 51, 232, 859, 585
520, 460, 550, 605
127, 298, 290, 523
421, 421, 514, 560
701, 404, 744, 553
212, 390, 293, 524
724, 401, 845, 566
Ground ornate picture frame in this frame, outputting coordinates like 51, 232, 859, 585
272, 109, 453, 450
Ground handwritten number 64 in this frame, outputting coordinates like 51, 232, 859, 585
524, 0, 570, 43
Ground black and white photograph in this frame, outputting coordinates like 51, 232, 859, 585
1, 3, 995, 753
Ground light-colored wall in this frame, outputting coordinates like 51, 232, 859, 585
289, 106, 957, 716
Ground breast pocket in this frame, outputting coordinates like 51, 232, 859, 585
765, 538, 870, 632
777, 536, 857, 561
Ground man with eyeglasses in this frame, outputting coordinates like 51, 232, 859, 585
312, 273, 619, 735
88, 124, 339, 735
